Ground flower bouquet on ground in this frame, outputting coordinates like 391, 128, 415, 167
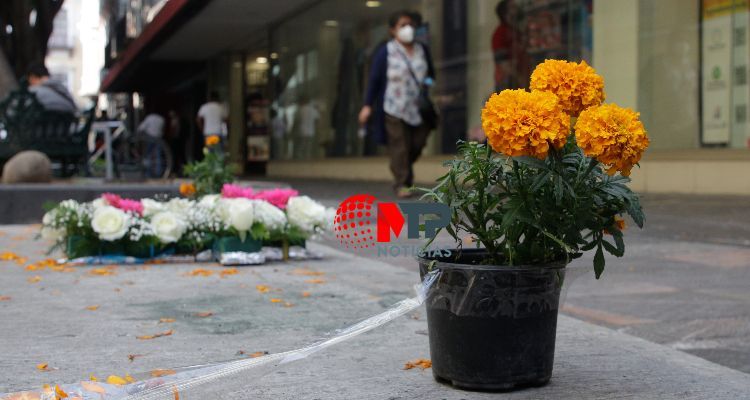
41, 194, 225, 260
418, 59, 648, 390
219, 184, 334, 260
41, 188, 335, 264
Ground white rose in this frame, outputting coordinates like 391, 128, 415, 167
199, 194, 220, 208
91, 206, 130, 241
286, 196, 326, 233
91, 198, 107, 209
253, 200, 287, 232
151, 211, 187, 243
141, 199, 166, 217
166, 198, 193, 217
218, 198, 255, 232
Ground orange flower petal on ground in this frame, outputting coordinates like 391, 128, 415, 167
159, 318, 176, 323
80, 381, 106, 394
85, 305, 99, 311
194, 311, 213, 317
219, 268, 239, 277
150, 369, 177, 377
27, 276, 42, 284
0, 251, 21, 261
575, 103, 649, 176
304, 278, 326, 284
54, 385, 68, 399
481, 89, 570, 159
81, 381, 107, 394
301, 291, 311, 298
185, 268, 214, 277
530, 59, 605, 117
36, 363, 49, 371
88, 266, 117, 276
255, 284, 271, 293
105, 375, 127, 386
0, 295, 11, 301
269, 298, 282, 303
137, 330, 173, 340
403, 359, 432, 370
290, 268, 324, 276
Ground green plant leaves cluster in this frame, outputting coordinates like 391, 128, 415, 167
420, 140, 644, 278
183, 147, 237, 197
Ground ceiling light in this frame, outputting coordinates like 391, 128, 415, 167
256, 57, 268, 64
365, 1, 381, 7
270, 52, 279, 60
324, 20, 339, 27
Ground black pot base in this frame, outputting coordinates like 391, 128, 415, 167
419, 249, 565, 393
433, 372, 551, 392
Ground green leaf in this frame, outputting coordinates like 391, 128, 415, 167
513, 156, 548, 170
594, 242, 605, 279
602, 239, 623, 257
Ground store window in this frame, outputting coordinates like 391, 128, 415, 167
269, 0, 423, 161
701, 0, 750, 148
268, 0, 594, 161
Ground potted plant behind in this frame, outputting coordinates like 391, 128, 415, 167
418, 60, 649, 391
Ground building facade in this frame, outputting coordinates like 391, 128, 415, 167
101, 0, 750, 194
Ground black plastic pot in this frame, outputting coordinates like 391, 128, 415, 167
418, 249, 566, 391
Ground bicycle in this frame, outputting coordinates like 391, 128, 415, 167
88, 120, 173, 180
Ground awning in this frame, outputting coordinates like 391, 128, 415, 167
100, 0, 312, 93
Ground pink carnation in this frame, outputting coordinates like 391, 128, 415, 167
254, 188, 298, 209
102, 193, 144, 216
220, 184, 298, 209
222, 183, 254, 199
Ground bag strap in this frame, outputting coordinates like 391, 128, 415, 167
395, 44, 424, 89
45, 83, 78, 112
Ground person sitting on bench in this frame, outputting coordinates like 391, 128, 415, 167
27, 63, 77, 114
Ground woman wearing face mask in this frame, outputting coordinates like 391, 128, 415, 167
359, 10, 436, 198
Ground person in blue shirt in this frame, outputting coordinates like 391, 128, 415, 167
359, 10, 436, 198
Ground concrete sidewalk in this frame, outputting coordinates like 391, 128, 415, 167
0, 225, 748, 398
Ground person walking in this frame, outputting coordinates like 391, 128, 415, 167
197, 91, 227, 151
359, 10, 436, 198
137, 112, 166, 178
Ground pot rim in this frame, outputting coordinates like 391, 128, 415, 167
417, 248, 567, 272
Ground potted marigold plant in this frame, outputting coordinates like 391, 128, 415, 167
418, 60, 648, 391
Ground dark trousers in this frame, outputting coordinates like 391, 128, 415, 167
385, 114, 429, 190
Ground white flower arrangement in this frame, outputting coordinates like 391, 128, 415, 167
39, 190, 334, 260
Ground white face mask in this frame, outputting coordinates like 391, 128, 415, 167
397, 25, 415, 44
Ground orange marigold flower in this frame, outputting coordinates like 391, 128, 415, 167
205, 135, 220, 147
575, 104, 649, 176
179, 182, 196, 197
481, 89, 570, 159
605, 216, 626, 235
530, 59, 605, 117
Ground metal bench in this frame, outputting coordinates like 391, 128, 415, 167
0, 85, 95, 176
